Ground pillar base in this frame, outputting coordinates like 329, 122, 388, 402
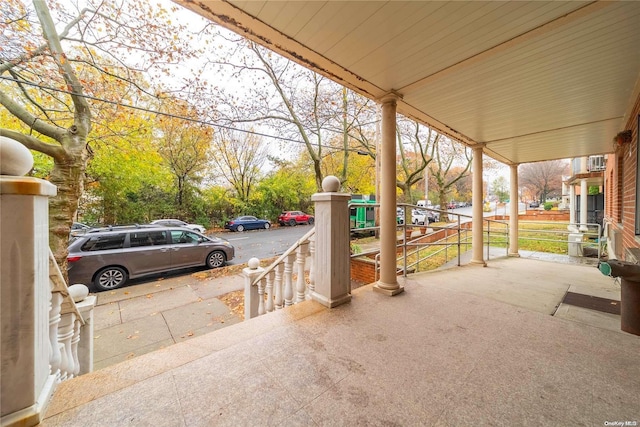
508, 252, 521, 258
310, 291, 351, 308
1, 373, 56, 427
373, 283, 405, 296
469, 259, 487, 267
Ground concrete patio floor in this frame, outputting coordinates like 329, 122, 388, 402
42, 255, 639, 426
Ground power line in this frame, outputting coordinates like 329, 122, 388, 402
0, 75, 372, 154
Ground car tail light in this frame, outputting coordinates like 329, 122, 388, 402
67, 256, 82, 262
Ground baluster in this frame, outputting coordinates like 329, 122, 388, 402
295, 242, 309, 303
274, 263, 284, 309
265, 270, 275, 313
283, 253, 295, 306
307, 235, 316, 298
257, 277, 266, 316
57, 312, 76, 381
71, 318, 82, 377
49, 291, 63, 378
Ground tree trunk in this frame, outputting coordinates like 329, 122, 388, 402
49, 140, 89, 270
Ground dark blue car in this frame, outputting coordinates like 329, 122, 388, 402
224, 216, 271, 232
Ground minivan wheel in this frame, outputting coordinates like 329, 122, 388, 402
94, 267, 128, 291
206, 251, 226, 268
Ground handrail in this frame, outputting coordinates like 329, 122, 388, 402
49, 249, 84, 324
252, 226, 316, 286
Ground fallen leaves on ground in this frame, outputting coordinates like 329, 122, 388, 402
192, 256, 279, 281
218, 290, 245, 320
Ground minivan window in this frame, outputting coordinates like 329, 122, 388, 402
170, 230, 201, 244
80, 233, 126, 251
129, 230, 168, 247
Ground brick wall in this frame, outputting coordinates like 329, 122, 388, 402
606, 91, 640, 260
351, 257, 377, 284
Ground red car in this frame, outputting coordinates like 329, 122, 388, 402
278, 211, 315, 226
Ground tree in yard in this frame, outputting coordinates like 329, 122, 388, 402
491, 176, 510, 203
519, 160, 569, 203
429, 137, 473, 222
212, 39, 378, 191
251, 159, 316, 221
154, 98, 213, 217
395, 118, 435, 203
0, 0, 211, 266
209, 127, 268, 208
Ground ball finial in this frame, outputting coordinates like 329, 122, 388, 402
0, 136, 34, 176
322, 175, 340, 192
248, 257, 260, 269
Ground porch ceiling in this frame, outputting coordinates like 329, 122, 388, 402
174, 1, 640, 165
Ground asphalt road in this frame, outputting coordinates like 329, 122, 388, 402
210, 224, 313, 265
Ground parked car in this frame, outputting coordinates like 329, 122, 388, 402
278, 211, 314, 226
427, 210, 440, 223
150, 219, 206, 233
67, 226, 234, 291
529, 201, 540, 208
412, 209, 439, 224
396, 208, 405, 225
224, 216, 271, 232
70, 222, 92, 237
411, 209, 428, 225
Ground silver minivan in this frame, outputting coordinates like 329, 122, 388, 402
67, 226, 235, 291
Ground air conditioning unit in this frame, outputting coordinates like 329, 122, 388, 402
589, 155, 606, 172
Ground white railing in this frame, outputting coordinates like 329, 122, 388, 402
48, 249, 96, 381
244, 227, 315, 319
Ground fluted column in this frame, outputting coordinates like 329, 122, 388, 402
508, 164, 520, 257
470, 145, 486, 266
374, 92, 404, 296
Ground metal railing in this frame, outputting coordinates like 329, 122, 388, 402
350, 203, 603, 281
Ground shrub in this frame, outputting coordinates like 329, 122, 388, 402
543, 202, 553, 211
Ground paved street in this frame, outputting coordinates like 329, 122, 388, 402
211, 224, 312, 265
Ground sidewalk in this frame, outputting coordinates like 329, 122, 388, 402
92, 271, 246, 370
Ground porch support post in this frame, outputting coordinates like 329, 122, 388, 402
311, 176, 352, 308
374, 92, 404, 296
579, 178, 588, 231
508, 164, 520, 257
1, 176, 57, 427
470, 145, 486, 266
569, 184, 576, 225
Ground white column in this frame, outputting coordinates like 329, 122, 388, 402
569, 184, 576, 226
508, 164, 520, 257
374, 93, 404, 296
1, 176, 57, 427
579, 178, 588, 231
311, 176, 351, 308
470, 146, 486, 266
